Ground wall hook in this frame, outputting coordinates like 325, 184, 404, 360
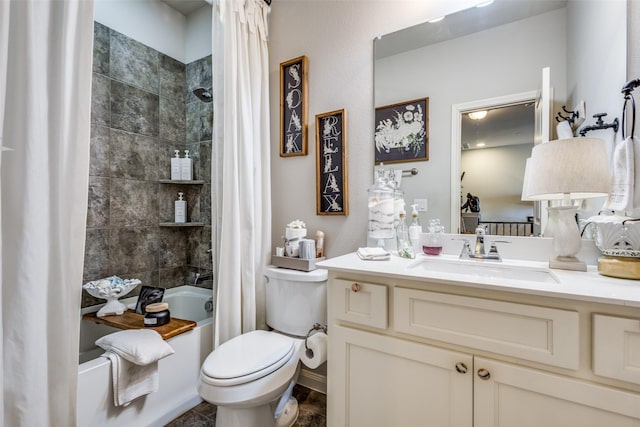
555, 105, 580, 126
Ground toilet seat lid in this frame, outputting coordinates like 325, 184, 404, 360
202, 330, 295, 386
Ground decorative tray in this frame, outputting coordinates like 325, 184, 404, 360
271, 256, 325, 272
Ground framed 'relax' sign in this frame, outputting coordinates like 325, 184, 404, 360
316, 109, 348, 216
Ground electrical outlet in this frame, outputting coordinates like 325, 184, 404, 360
414, 198, 428, 212
573, 100, 586, 129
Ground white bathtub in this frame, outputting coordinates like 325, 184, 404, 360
77, 285, 214, 427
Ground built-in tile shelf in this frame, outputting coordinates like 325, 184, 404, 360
159, 180, 205, 227
159, 222, 205, 227
159, 179, 205, 185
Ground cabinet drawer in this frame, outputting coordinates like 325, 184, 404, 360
593, 314, 640, 385
394, 288, 579, 369
331, 279, 387, 329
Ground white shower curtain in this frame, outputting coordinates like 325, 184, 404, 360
213, 0, 272, 347
0, 1, 94, 425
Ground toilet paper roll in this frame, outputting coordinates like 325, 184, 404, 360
300, 332, 327, 369
556, 120, 574, 140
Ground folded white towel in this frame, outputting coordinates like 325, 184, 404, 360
96, 329, 174, 365
605, 136, 639, 213
357, 247, 391, 261
103, 351, 159, 407
97, 329, 175, 407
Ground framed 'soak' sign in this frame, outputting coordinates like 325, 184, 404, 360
280, 56, 308, 157
316, 109, 348, 216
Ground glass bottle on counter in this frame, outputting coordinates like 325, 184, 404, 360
396, 209, 415, 259
423, 219, 444, 256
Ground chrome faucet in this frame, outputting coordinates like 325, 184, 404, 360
193, 271, 213, 285
474, 226, 486, 255
458, 226, 507, 262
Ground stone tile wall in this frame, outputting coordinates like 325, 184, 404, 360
83, 22, 213, 307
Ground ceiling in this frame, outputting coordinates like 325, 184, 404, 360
376, 0, 567, 60
162, 0, 208, 16
461, 102, 534, 151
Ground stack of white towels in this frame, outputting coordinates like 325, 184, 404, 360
96, 329, 175, 407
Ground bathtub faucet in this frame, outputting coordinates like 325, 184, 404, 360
193, 271, 213, 285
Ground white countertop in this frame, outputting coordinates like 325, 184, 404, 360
317, 252, 640, 308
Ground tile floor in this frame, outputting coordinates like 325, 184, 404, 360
165, 385, 326, 427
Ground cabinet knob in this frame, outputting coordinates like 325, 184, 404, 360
477, 368, 491, 380
351, 283, 361, 292
455, 362, 468, 374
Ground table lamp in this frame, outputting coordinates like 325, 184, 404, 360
524, 137, 610, 271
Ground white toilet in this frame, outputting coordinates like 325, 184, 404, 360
198, 266, 327, 427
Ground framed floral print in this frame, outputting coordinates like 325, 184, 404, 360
374, 97, 429, 164
280, 56, 308, 157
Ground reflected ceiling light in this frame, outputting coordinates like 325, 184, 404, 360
476, 142, 486, 147
468, 110, 488, 120
428, 16, 445, 23
476, 0, 494, 7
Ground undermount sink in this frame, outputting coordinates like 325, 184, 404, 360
407, 256, 560, 284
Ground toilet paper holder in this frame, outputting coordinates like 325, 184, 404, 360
304, 323, 327, 352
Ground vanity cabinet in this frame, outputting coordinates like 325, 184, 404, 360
325, 269, 640, 426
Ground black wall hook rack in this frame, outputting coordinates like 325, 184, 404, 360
555, 105, 580, 126
622, 78, 640, 96
622, 78, 638, 138
578, 113, 619, 136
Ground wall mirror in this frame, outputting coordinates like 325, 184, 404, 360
374, 0, 627, 235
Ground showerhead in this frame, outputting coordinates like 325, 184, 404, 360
193, 87, 213, 103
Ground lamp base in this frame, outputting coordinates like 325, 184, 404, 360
549, 256, 587, 272
598, 255, 640, 280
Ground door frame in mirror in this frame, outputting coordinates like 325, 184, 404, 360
450, 90, 538, 233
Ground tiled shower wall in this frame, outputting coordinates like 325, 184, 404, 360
82, 22, 214, 307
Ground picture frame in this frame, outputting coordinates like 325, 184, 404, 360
374, 97, 429, 164
279, 56, 308, 157
316, 109, 348, 216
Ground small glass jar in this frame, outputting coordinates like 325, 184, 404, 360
144, 302, 170, 327
423, 219, 444, 256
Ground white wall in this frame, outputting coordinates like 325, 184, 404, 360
268, 0, 485, 258
94, 0, 212, 64
186, 5, 213, 63
567, 0, 626, 148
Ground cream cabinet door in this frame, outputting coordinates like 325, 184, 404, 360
474, 357, 640, 427
328, 325, 473, 427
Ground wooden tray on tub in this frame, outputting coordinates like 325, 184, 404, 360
82, 310, 196, 340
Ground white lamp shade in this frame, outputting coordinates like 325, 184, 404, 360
525, 137, 610, 200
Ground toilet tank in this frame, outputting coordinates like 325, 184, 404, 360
264, 266, 327, 337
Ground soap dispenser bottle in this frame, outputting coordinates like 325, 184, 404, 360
181, 150, 193, 181
175, 192, 187, 223
396, 209, 415, 259
171, 150, 181, 180
409, 204, 422, 254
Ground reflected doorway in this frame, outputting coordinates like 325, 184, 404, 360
451, 92, 537, 235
